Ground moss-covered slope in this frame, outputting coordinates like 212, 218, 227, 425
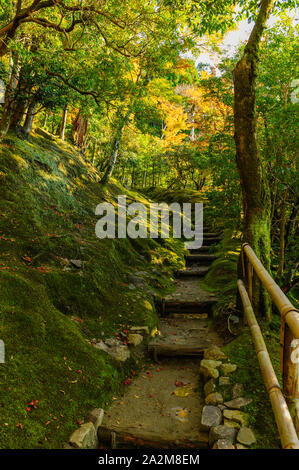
0, 131, 186, 449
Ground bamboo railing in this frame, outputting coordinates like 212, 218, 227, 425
238, 243, 299, 449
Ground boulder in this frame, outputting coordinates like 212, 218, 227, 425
200, 359, 222, 380
223, 409, 248, 426
70, 259, 83, 268
204, 379, 216, 397
212, 439, 235, 449
130, 326, 150, 336
236, 443, 247, 449
205, 392, 224, 406
204, 345, 227, 361
224, 419, 240, 428
201, 406, 222, 431
209, 425, 237, 447
127, 333, 143, 346
221, 363, 237, 375
86, 408, 104, 431
109, 344, 130, 362
97, 338, 130, 362
219, 377, 230, 387
94, 342, 109, 352
69, 422, 98, 449
237, 427, 256, 446
224, 397, 252, 410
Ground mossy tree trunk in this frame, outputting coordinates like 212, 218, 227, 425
59, 105, 68, 140
100, 107, 131, 185
23, 99, 37, 135
233, 0, 274, 320
0, 52, 20, 140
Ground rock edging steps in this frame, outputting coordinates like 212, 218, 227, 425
199, 346, 256, 449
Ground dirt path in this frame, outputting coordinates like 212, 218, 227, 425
99, 236, 222, 449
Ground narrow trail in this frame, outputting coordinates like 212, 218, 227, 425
99, 230, 224, 449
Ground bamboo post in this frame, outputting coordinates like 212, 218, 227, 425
241, 243, 299, 434
248, 260, 253, 303
283, 323, 299, 429
237, 279, 299, 449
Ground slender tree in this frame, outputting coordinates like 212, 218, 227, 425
233, 0, 274, 319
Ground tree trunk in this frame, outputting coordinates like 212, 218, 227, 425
42, 111, 48, 128
23, 100, 36, 135
9, 98, 27, 130
131, 166, 135, 189
59, 105, 68, 140
233, 0, 274, 319
0, 52, 20, 140
72, 113, 88, 148
100, 107, 131, 185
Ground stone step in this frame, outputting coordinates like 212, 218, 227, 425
201, 237, 221, 246
188, 246, 211, 253
175, 266, 210, 278
186, 254, 218, 267
201, 233, 220, 238
148, 341, 209, 359
98, 424, 209, 449
162, 298, 217, 315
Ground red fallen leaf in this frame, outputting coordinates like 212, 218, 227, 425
73, 317, 83, 323
28, 399, 39, 409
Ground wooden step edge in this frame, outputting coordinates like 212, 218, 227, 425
201, 233, 221, 238
98, 424, 209, 449
186, 254, 218, 260
175, 268, 209, 278
148, 342, 209, 357
164, 299, 218, 307
188, 246, 211, 253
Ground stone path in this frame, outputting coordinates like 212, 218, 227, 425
66, 231, 256, 450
